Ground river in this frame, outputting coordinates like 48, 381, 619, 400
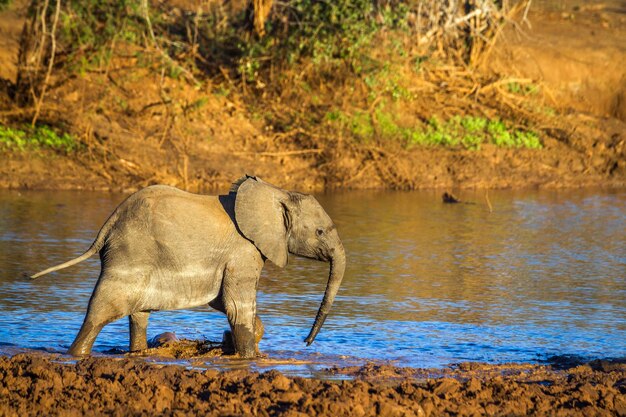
0, 188, 624, 374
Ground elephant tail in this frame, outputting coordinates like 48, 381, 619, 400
30, 206, 120, 279
30, 245, 99, 279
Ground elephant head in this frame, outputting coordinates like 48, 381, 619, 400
233, 176, 346, 345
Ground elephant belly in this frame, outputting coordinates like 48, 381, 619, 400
140, 266, 223, 311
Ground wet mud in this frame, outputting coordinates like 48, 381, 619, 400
1, 353, 624, 416
130, 337, 225, 360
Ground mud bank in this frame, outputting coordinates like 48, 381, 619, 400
1, 2, 625, 192
1, 354, 625, 416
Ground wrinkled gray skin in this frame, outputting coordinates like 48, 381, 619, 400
31, 176, 346, 358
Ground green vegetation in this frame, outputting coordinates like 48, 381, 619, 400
13, 0, 545, 159
265, 0, 379, 67
59, 1, 144, 47
326, 111, 542, 150
408, 116, 543, 150
0, 125, 79, 152
364, 64, 412, 101
28, 0, 512, 90
45, 0, 387, 79
198, 0, 391, 82
53, 0, 149, 71
507, 82, 539, 95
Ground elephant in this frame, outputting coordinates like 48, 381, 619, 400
30, 175, 346, 359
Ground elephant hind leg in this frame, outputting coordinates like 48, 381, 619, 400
68, 319, 106, 356
68, 278, 130, 356
129, 312, 150, 352
68, 306, 125, 356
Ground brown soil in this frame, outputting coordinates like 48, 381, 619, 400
129, 337, 226, 359
0, 2, 625, 192
1, 353, 625, 416
488, 1, 626, 121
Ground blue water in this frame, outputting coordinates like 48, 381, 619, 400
0, 189, 624, 373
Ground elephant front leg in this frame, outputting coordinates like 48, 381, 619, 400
222, 314, 265, 355
129, 312, 150, 352
222, 275, 258, 359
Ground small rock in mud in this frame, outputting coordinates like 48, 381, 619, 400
442, 192, 461, 203
135, 338, 224, 359
148, 332, 179, 348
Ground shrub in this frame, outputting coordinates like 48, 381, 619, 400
326, 110, 542, 150
412, 116, 542, 150
0, 125, 79, 152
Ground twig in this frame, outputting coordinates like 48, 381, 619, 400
32, 0, 50, 70
31, 0, 61, 127
172, 123, 190, 190
540, 83, 559, 107
485, 189, 493, 213
472, 4, 514, 67
477, 78, 534, 94
233, 149, 323, 157
141, 0, 197, 84
419, 8, 484, 45
522, 0, 532, 29
343, 161, 374, 185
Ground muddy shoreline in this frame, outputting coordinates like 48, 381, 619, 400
1, 353, 625, 416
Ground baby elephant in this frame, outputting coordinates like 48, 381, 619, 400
31, 175, 346, 358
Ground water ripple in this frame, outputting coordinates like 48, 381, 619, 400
1, 188, 625, 367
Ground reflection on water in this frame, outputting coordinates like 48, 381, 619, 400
0, 189, 625, 371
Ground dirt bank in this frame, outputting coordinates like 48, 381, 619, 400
489, 1, 626, 121
0, 2, 625, 192
1, 353, 625, 416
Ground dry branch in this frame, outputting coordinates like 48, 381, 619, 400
141, 0, 197, 84
234, 149, 323, 157
31, 0, 61, 126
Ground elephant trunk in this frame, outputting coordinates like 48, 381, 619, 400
304, 243, 346, 346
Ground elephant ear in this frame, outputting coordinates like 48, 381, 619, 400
234, 177, 290, 268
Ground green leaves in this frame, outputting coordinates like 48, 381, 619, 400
0, 125, 79, 152
325, 111, 542, 150
233, 0, 388, 81
410, 116, 542, 150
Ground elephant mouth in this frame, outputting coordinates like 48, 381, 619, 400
289, 247, 331, 263
290, 252, 328, 262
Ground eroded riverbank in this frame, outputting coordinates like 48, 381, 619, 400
1, 1, 625, 192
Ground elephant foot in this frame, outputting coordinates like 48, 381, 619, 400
67, 345, 91, 357
222, 330, 262, 358
222, 330, 235, 355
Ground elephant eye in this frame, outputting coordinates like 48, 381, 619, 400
316, 228, 324, 236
